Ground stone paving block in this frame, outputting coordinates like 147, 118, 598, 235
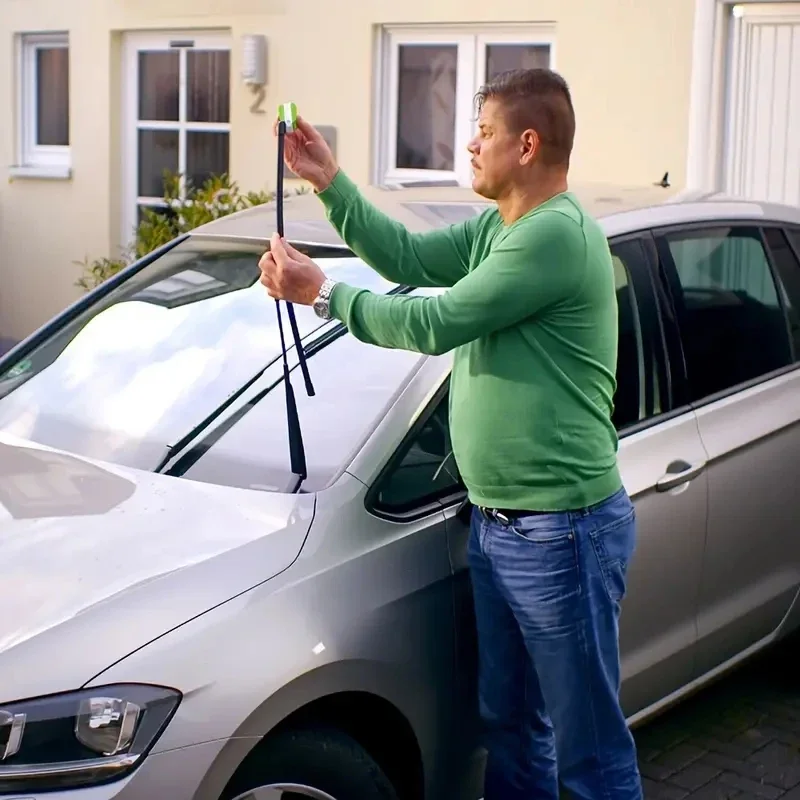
729, 730, 775, 755
670, 761, 724, 791
702, 752, 768, 783
654, 743, 709, 773
684, 781, 743, 798
748, 741, 800, 790
643, 776, 691, 799
717, 773, 783, 798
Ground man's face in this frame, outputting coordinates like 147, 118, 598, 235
467, 97, 534, 200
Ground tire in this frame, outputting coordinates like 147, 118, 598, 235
224, 727, 401, 800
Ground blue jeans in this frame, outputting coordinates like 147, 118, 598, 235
467, 486, 643, 800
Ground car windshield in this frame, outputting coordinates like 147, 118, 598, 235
0, 235, 426, 491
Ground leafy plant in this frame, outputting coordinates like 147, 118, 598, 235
75, 171, 308, 291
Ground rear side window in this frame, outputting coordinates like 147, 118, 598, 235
763, 226, 800, 360
608, 243, 642, 429
608, 236, 670, 429
659, 226, 792, 402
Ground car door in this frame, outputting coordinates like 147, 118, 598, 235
654, 222, 800, 676
361, 385, 480, 799
442, 232, 708, 734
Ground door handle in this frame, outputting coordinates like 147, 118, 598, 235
656, 459, 707, 492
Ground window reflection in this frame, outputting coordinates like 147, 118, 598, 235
0, 238, 399, 480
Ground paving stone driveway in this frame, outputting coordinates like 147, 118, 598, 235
634, 634, 800, 799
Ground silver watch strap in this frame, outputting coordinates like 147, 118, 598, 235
318, 278, 337, 302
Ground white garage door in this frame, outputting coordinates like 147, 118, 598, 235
723, 3, 800, 205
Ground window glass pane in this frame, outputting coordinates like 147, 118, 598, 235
136, 203, 176, 230
664, 227, 791, 401
485, 44, 550, 81
763, 227, 800, 360
373, 392, 463, 514
396, 44, 457, 171
187, 51, 230, 123
138, 129, 179, 197
186, 131, 229, 189
138, 51, 179, 122
36, 47, 69, 146
608, 241, 645, 430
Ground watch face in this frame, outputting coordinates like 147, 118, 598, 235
313, 299, 329, 319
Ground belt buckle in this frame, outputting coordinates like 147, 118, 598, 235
492, 508, 510, 525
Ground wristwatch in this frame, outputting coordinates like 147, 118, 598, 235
313, 278, 338, 320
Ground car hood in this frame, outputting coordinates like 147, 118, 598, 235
0, 432, 314, 702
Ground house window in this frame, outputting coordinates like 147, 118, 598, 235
122, 32, 231, 244
377, 27, 554, 186
17, 33, 70, 174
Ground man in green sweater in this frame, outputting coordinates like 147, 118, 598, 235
259, 68, 643, 800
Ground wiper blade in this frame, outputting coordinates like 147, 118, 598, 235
274, 119, 314, 492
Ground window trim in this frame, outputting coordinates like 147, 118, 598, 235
757, 225, 797, 361
121, 29, 232, 248
374, 24, 556, 187
652, 220, 800, 412
784, 224, 800, 264
762, 225, 800, 363
13, 32, 70, 178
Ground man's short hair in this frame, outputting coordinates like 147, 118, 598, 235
475, 68, 576, 167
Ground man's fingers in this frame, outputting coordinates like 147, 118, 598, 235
269, 233, 289, 262
296, 116, 323, 144
283, 240, 305, 260
258, 251, 275, 271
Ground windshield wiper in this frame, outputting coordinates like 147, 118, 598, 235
156, 285, 413, 490
272, 122, 314, 491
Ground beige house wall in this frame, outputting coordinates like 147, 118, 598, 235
0, 0, 697, 342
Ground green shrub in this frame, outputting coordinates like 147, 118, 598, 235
75, 171, 307, 291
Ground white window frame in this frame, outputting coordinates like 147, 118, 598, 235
121, 30, 232, 248
14, 32, 70, 178
374, 24, 557, 187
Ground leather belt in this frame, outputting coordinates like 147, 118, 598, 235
479, 507, 549, 524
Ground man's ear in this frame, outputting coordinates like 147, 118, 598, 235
520, 129, 540, 165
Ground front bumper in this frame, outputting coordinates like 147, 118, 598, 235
2, 737, 259, 800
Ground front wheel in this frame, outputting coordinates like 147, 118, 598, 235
225, 727, 400, 800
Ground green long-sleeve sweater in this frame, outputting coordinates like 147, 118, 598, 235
317, 170, 622, 511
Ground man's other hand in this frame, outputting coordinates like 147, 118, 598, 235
259, 234, 326, 305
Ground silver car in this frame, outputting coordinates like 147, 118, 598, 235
1, 182, 800, 800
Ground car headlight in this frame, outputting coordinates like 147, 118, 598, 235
0, 683, 180, 793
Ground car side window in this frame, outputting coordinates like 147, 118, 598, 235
763, 226, 800, 360
609, 240, 647, 430
370, 389, 463, 516
659, 226, 792, 402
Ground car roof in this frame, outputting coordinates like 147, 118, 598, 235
191, 180, 800, 247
